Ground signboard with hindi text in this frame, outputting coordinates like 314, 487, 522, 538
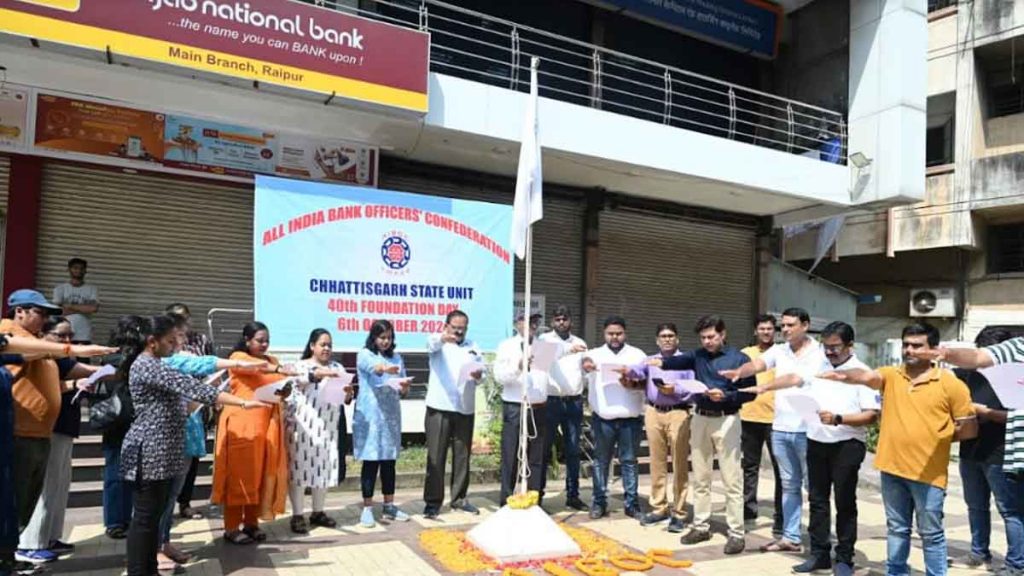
0, 0, 429, 113
254, 175, 514, 351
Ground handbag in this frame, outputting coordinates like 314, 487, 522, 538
184, 411, 206, 458
89, 381, 132, 432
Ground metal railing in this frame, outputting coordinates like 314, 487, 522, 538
307, 0, 847, 163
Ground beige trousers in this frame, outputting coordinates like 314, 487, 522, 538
689, 413, 745, 538
644, 405, 691, 518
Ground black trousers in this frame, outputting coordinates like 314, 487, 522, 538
423, 407, 474, 507
338, 408, 348, 482
361, 460, 396, 499
499, 402, 548, 506
807, 438, 866, 565
13, 436, 50, 532
126, 478, 172, 576
741, 421, 783, 534
176, 457, 199, 509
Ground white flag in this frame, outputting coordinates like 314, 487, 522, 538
511, 57, 543, 260
808, 214, 846, 273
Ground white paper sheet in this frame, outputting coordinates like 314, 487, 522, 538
599, 363, 625, 385
676, 380, 709, 394
253, 379, 292, 403
72, 364, 117, 404
980, 363, 1024, 409
785, 393, 823, 428
458, 361, 486, 388
318, 373, 355, 406
530, 340, 560, 373
385, 376, 414, 392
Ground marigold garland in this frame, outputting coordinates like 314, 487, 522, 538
608, 553, 654, 571
503, 569, 534, 576
543, 561, 577, 576
574, 558, 618, 576
417, 529, 494, 573
647, 548, 694, 568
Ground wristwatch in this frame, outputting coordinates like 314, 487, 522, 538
834, 414, 844, 426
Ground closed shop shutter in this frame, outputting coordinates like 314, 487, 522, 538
35, 161, 253, 344
381, 158, 586, 326
0, 154, 9, 214
593, 208, 756, 349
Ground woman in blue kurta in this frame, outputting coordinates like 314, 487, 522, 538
354, 319, 411, 528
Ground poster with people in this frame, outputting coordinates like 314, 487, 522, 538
253, 175, 514, 351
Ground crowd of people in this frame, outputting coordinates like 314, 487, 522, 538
0, 256, 1021, 576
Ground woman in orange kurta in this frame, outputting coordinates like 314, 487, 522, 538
212, 321, 291, 544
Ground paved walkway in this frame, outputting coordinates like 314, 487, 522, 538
50, 466, 1001, 576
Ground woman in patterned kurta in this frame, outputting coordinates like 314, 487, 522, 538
286, 328, 349, 534
211, 322, 291, 545
116, 315, 258, 576
354, 319, 411, 528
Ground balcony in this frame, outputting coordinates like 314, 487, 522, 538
320, 0, 847, 164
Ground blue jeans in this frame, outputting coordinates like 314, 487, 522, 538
772, 430, 807, 544
881, 472, 947, 576
960, 460, 1024, 569
102, 444, 133, 530
590, 415, 642, 511
544, 395, 583, 499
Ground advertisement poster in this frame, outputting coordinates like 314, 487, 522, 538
275, 135, 377, 187
34, 93, 165, 162
0, 85, 28, 151
254, 175, 513, 351
0, 0, 429, 113
163, 115, 277, 177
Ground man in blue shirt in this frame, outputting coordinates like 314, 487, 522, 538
643, 315, 755, 554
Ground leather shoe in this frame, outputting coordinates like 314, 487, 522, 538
588, 506, 607, 520
565, 497, 586, 511
641, 512, 669, 526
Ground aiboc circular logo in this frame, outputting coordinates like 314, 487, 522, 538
381, 233, 411, 272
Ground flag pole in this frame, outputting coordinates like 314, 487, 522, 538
517, 224, 533, 496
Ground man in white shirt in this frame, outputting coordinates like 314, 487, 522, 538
539, 304, 588, 510
741, 321, 879, 576
52, 258, 99, 344
582, 316, 647, 520
423, 310, 484, 519
494, 313, 551, 507
721, 307, 830, 553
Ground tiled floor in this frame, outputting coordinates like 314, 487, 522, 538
49, 469, 1004, 576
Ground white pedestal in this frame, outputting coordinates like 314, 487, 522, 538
465, 505, 581, 564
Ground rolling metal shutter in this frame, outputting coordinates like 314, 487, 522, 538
381, 159, 587, 325
593, 208, 757, 349
0, 154, 9, 214
35, 161, 253, 344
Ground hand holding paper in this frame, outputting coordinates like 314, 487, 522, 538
254, 380, 293, 403
458, 361, 486, 387
386, 377, 414, 393
979, 363, 1024, 410
530, 340, 560, 373
785, 393, 823, 428
72, 364, 117, 404
318, 373, 355, 406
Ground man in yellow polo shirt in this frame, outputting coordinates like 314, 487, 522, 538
739, 314, 782, 539
821, 321, 977, 576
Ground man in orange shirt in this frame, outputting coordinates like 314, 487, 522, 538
739, 314, 782, 539
820, 322, 977, 576
0, 290, 63, 542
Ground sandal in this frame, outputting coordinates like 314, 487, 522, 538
759, 539, 803, 553
179, 506, 204, 520
223, 530, 255, 545
105, 526, 127, 540
290, 515, 309, 534
242, 525, 267, 542
162, 545, 191, 564
157, 553, 180, 572
309, 512, 337, 528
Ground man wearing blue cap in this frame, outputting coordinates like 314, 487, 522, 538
0, 289, 64, 566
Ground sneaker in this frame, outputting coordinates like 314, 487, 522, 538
47, 540, 74, 555
359, 506, 376, 528
833, 562, 855, 576
588, 506, 607, 520
641, 512, 670, 526
14, 551, 56, 565
566, 497, 587, 511
1, 559, 42, 576
383, 504, 410, 522
961, 553, 994, 571
724, 537, 746, 555
451, 501, 480, 515
667, 516, 686, 533
791, 557, 832, 574
680, 529, 711, 545
423, 505, 441, 520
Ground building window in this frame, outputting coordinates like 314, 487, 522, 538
988, 224, 1024, 274
928, 0, 956, 11
926, 118, 954, 166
